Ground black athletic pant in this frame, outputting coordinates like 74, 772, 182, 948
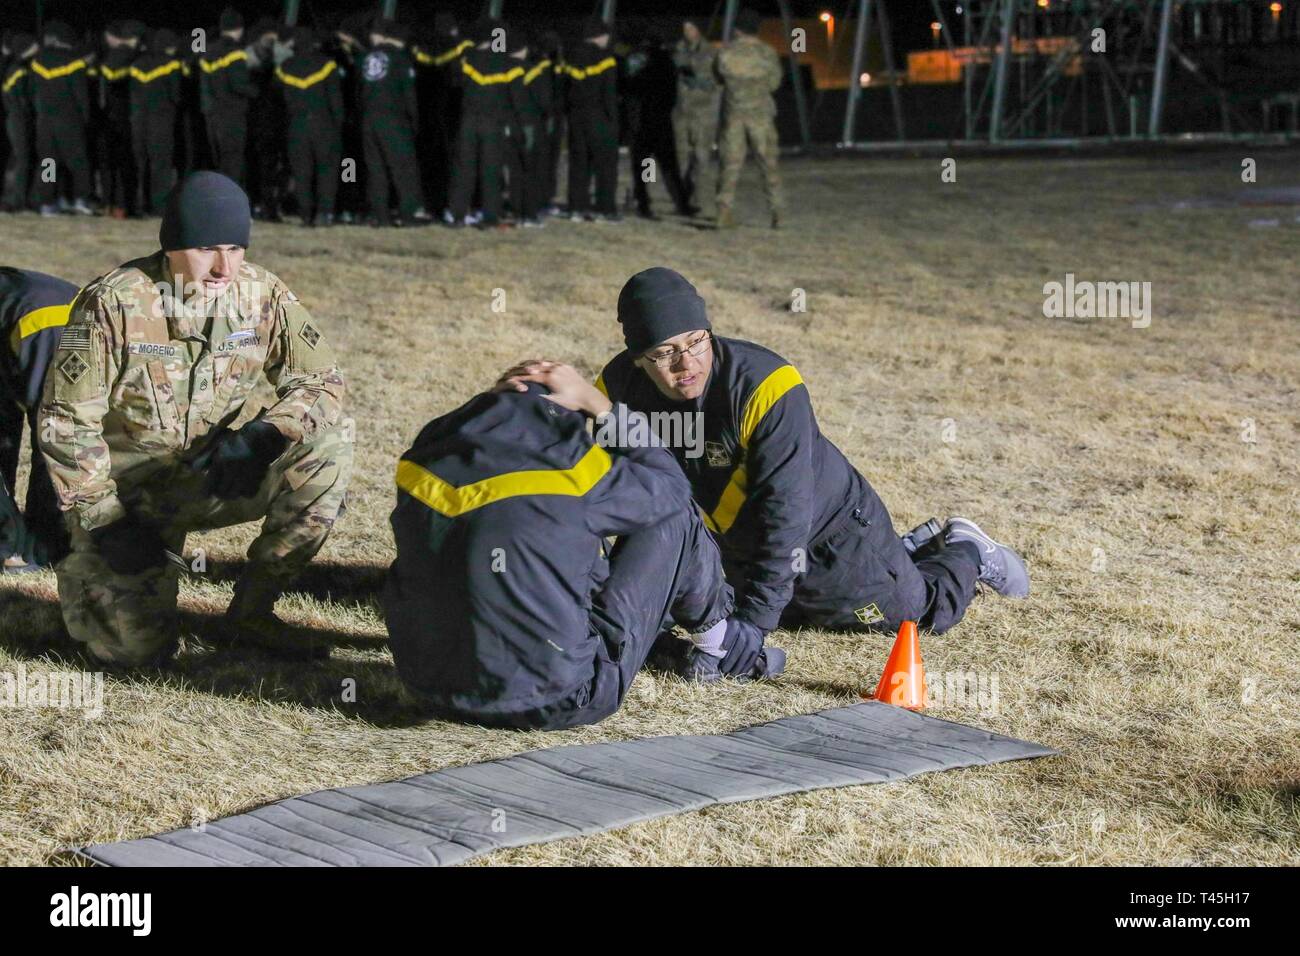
102, 121, 136, 213
0, 396, 68, 564
447, 111, 503, 222
770, 474, 980, 636
567, 109, 617, 215
204, 111, 247, 185
35, 114, 91, 203
425, 506, 733, 731
132, 111, 176, 215
504, 120, 539, 220
287, 119, 341, 221
362, 115, 425, 222
2, 111, 33, 209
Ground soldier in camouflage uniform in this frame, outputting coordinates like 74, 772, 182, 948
37, 171, 351, 667
672, 17, 719, 219
714, 9, 783, 229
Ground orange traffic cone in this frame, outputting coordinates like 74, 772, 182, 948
866, 620, 927, 710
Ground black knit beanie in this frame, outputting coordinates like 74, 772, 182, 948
159, 171, 251, 252
617, 268, 710, 354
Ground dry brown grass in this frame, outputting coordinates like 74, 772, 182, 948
2, 147, 1298, 866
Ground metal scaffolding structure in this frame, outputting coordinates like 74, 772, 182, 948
896, 0, 1295, 145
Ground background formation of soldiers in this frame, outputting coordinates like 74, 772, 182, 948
0, 7, 784, 230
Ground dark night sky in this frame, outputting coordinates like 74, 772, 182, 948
11, 0, 941, 57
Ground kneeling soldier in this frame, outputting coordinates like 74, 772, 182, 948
591, 268, 1030, 676
37, 171, 351, 666
385, 365, 781, 731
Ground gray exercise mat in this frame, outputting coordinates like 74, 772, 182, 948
80, 702, 1057, 866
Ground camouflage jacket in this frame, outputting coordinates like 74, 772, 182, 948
672, 37, 717, 113
715, 33, 781, 120
37, 252, 346, 531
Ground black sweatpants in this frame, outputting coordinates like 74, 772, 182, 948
2, 110, 33, 208
287, 118, 341, 221
447, 111, 503, 222
131, 111, 176, 215
772, 474, 980, 636
204, 110, 247, 185
362, 114, 425, 222
504, 119, 539, 220
35, 113, 91, 203
101, 119, 136, 212
0, 397, 67, 564
425, 506, 733, 731
566, 109, 617, 215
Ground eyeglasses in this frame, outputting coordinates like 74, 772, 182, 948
643, 332, 712, 369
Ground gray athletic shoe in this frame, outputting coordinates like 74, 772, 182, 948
943, 517, 1030, 598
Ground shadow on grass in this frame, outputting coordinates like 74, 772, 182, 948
0, 575, 431, 729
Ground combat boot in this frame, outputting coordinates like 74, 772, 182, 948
770, 210, 781, 229
716, 204, 735, 229
218, 575, 331, 661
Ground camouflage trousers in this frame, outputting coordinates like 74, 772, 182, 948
56, 424, 353, 666
715, 116, 782, 216
672, 105, 718, 216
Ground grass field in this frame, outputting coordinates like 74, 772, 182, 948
2, 146, 1298, 866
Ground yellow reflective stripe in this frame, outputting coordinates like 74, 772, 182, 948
593, 373, 608, 398
129, 60, 183, 84
432, 39, 473, 66
562, 56, 616, 80
99, 64, 129, 81
396, 444, 612, 518
9, 304, 72, 354
738, 365, 802, 449
30, 58, 89, 80
275, 60, 336, 90
706, 365, 804, 534
524, 59, 551, 84
2, 68, 25, 93
199, 49, 248, 72
461, 60, 524, 86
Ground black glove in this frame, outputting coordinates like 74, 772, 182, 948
201, 421, 289, 500
91, 514, 168, 576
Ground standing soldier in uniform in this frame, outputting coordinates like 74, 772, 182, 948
37, 171, 352, 667
672, 17, 719, 219
330, 14, 370, 225
97, 21, 142, 220
31, 21, 95, 217
446, 17, 519, 229
505, 30, 552, 228
356, 19, 431, 227
714, 8, 783, 229
130, 29, 185, 217
413, 13, 470, 216
277, 26, 343, 228
1, 32, 38, 213
198, 8, 256, 187
245, 19, 287, 221
563, 18, 619, 222
0, 267, 78, 572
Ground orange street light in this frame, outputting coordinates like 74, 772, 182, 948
820, 11, 834, 46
